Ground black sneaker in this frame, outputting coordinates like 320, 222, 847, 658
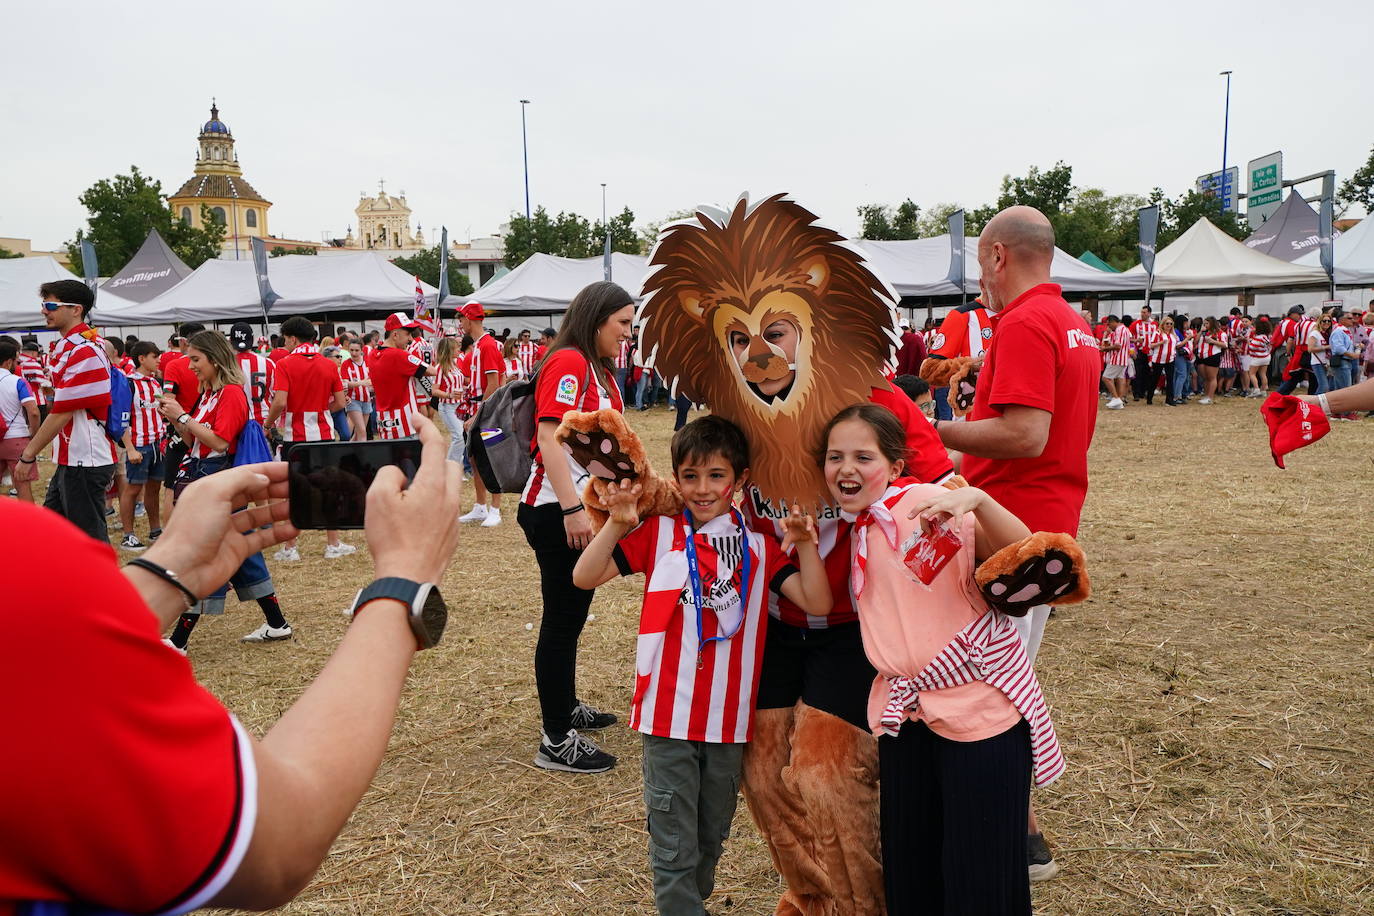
1028, 832, 1061, 882
147, 527, 162, 542
569, 700, 617, 731
534, 730, 616, 773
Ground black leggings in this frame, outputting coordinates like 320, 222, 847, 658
880, 718, 1032, 915
518, 500, 595, 739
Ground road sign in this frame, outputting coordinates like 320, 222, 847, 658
1247, 151, 1283, 224
1196, 167, 1240, 213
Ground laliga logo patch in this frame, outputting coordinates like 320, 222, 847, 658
981, 327, 993, 340
554, 374, 579, 406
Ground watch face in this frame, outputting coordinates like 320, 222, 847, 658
417, 584, 448, 647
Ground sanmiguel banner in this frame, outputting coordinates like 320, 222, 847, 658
1138, 205, 1160, 278
946, 209, 965, 292
438, 226, 450, 307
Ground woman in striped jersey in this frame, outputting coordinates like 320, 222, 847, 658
1194, 317, 1227, 405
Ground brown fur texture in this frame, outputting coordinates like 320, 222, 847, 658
638, 193, 901, 509
975, 531, 1091, 615
553, 409, 682, 531
742, 704, 884, 916
918, 355, 976, 388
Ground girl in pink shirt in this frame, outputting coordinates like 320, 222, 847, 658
821, 404, 1064, 915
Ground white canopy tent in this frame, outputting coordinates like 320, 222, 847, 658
94, 252, 439, 326
1118, 219, 1327, 293
1294, 217, 1374, 286
0, 256, 138, 331
458, 252, 651, 312
855, 237, 1148, 297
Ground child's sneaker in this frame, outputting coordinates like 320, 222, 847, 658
273, 546, 301, 562
241, 623, 293, 643
119, 533, 147, 552
1028, 832, 1060, 882
134, 501, 146, 518
324, 542, 357, 559
458, 504, 489, 524
534, 730, 616, 773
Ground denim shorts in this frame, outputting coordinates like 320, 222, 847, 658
124, 443, 165, 486
347, 399, 374, 415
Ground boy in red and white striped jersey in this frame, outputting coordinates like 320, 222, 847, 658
515, 329, 539, 377
229, 322, 276, 426
1100, 315, 1132, 409
19, 280, 117, 542
117, 341, 166, 550
267, 316, 351, 560
574, 416, 830, 914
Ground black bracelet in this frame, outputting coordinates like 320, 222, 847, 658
18, 455, 36, 464
561, 502, 585, 516
125, 558, 199, 608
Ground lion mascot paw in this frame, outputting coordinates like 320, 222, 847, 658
553, 409, 683, 530
974, 531, 1091, 617
918, 356, 980, 416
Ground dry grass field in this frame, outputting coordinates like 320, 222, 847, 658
68, 395, 1374, 915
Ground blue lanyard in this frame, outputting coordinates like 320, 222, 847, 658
682, 508, 752, 668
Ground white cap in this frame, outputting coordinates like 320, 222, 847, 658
898, 318, 911, 329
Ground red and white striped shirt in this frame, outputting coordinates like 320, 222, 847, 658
1247, 333, 1272, 359
272, 344, 340, 442
368, 346, 423, 439
118, 356, 136, 377
516, 340, 539, 376
187, 385, 248, 460
48, 324, 115, 467
435, 361, 463, 402
503, 356, 524, 381
126, 373, 163, 448
520, 349, 623, 507
17, 354, 49, 407
1132, 318, 1159, 349
1104, 325, 1132, 367
614, 338, 633, 370
1149, 330, 1176, 364
234, 351, 276, 425
1228, 316, 1245, 337
340, 356, 372, 404
613, 511, 796, 743
1196, 330, 1228, 360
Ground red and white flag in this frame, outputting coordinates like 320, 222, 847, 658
413, 276, 438, 336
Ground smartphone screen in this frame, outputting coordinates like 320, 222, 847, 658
287, 440, 423, 530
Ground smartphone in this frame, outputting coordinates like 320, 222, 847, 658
287, 440, 423, 530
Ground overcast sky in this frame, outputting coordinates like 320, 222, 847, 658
4, 0, 1372, 254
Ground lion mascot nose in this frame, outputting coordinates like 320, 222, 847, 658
745, 334, 784, 369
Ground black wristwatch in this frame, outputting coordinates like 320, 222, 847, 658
349, 577, 448, 650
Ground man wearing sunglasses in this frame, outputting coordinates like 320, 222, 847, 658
18, 279, 117, 541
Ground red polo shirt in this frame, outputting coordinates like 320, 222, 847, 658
162, 353, 201, 412
960, 283, 1100, 536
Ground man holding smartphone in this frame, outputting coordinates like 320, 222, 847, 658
268, 316, 350, 561
369, 312, 440, 442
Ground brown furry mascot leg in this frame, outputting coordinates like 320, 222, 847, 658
741, 705, 830, 914
783, 704, 885, 916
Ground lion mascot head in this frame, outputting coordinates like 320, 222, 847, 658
637, 192, 901, 507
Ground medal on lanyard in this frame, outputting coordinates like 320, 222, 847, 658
682, 508, 752, 669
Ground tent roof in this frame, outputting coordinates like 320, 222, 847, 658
1242, 192, 1326, 262
1077, 250, 1119, 272
1293, 217, 1374, 286
0, 256, 137, 330
101, 230, 193, 302
94, 252, 439, 325
460, 252, 651, 313
1119, 218, 1327, 292
855, 237, 1146, 296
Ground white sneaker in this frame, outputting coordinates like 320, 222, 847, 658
1106, 397, 1124, 410
161, 637, 187, 657
324, 542, 357, 559
480, 507, 503, 528
241, 622, 293, 643
134, 501, 146, 518
459, 504, 489, 523
273, 546, 301, 562
1199, 397, 1213, 405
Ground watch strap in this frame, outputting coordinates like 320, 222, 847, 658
350, 577, 443, 650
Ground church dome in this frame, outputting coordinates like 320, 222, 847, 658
201, 102, 231, 136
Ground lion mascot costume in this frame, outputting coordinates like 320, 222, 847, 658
635, 193, 955, 915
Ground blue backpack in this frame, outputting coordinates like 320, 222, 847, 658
233, 420, 274, 467
104, 365, 132, 444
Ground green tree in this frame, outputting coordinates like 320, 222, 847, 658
502, 206, 639, 268
66, 166, 224, 274
1338, 143, 1374, 213
0, 245, 22, 259
1055, 188, 1146, 270
391, 245, 475, 297
640, 208, 696, 251
915, 202, 964, 239
270, 246, 317, 257
857, 199, 921, 240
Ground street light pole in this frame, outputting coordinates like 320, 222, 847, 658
1219, 70, 1233, 219
519, 100, 531, 220
601, 183, 607, 225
